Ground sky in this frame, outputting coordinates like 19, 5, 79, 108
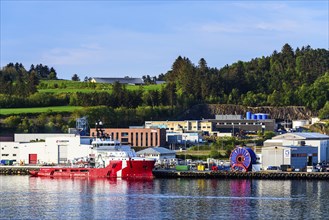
1, 1, 328, 80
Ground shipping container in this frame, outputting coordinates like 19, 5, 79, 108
29, 154, 37, 164
198, 165, 205, 171
175, 165, 190, 171
246, 112, 252, 120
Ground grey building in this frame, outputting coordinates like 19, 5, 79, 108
136, 147, 176, 165
265, 132, 329, 163
261, 145, 318, 170
207, 115, 276, 135
91, 77, 144, 85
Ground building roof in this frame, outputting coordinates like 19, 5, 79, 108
263, 139, 283, 147
272, 132, 329, 140
92, 77, 144, 85
136, 147, 175, 155
155, 80, 166, 85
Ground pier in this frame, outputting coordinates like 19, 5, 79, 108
153, 169, 329, 180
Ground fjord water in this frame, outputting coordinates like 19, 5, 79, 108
0, 176, 328, 219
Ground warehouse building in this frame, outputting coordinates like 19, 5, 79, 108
264, 132, 329, 163
261, 145, 318, 171
0, 135, 92, 165
136, 147, 176, 166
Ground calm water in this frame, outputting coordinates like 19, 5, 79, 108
0, 176, 328, 219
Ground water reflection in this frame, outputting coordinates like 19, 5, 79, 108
0, 176, 328, 219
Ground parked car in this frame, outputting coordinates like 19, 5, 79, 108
267, 166, 281, 171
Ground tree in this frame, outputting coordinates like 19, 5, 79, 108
72, 74, 80, 81
3, 116, 21, 129
319, 101, 329, 119
142, 75, 153, 84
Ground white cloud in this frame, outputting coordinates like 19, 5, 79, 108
255, 20, 299, 31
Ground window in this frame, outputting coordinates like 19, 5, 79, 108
136, 133, 138, 146
122, 132, 129, 137
121, 138, 129, 143
13, 154, 17, 156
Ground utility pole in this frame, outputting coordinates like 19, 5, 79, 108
184, 135, 187, 165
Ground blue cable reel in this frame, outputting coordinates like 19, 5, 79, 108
230, 147, 257, 172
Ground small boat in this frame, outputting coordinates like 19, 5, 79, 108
29, 137, 156, 178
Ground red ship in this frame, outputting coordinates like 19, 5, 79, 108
29, 137, 156, 178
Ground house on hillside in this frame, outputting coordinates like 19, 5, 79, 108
91, 77, 144, 85
155, 80, 166, 85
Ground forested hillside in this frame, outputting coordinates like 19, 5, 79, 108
164, 44, 328, 112
0, 44, 328, 133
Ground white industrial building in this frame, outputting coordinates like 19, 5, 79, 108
166, 132, 203, 144
264, 132, 329, 164
0, 134, 92, 165
136, 147, 176, 166
14, 133, 77, 143
261, 145, 318, 171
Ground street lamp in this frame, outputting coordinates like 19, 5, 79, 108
275, 146, 277, 167
95, 120, 103, 138
183, 135, 187, 165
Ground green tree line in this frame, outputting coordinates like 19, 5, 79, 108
0, 63, 57, 96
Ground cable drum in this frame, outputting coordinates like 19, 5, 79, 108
230, 147, 257, 172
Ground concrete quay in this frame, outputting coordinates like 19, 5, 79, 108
152, 169, 329, 180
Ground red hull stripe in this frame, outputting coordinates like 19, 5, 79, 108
30, 160, 155, 178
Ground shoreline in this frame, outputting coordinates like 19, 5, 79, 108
153, 169, 329, 180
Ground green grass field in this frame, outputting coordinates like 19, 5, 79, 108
0, 106, 84, 115
38, 80, 164, 94
38, 88, 103, 93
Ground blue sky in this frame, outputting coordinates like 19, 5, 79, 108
1, 1, 328, 80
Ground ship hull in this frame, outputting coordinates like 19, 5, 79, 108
29, 159, 155, 178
